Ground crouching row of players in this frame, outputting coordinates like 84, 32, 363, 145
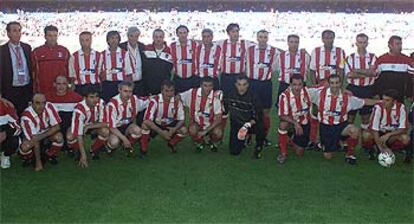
0, 77, 229, 171
277, 74, 413, 165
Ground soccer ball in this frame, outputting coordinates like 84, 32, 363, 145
378, 152, 395, 167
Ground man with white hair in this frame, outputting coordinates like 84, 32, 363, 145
119, 26, 145, 96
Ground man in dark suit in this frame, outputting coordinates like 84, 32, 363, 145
119, 26, 145, 96
0, 21, 33, 115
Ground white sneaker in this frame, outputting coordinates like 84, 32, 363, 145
1, 152, 11, 169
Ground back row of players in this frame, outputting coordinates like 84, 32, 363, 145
0, 22, 413, 170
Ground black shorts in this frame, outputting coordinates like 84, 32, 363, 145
289, 123, 310, 148
150, 121, 178, 138
250, 79, 272, 109
220, 73, 240, 96
319, 122, 349, 152
117, 125, 129, 135
346, 84, 373, 116
174, 76, 200, 93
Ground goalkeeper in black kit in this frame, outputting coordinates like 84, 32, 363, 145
223, 75, 265, 158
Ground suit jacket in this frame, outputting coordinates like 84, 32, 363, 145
0, 41, 33, 95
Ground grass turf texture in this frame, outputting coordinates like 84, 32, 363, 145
1, 80, 413, 223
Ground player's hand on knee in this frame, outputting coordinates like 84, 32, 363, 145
122, 138, 132, 149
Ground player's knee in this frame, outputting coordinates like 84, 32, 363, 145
400, 134, 410, 145
347, 125, 360, 139
130, 127, 142, 138
141, 120, 150, 130
66, 131, 75, 142
188, 124, 198, 135
108, 135, 120, 149
99, 127, 110, 138
178, 126, 188, 136
20, 140, 32, 152
362, 130, 373, 141
212, 127, 223, 139
278, 121, 288, 130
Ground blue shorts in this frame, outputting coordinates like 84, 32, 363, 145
290, 123, 310, 148
319, 122, 349, 152
220, 73, 240, 96
250, 79, 273, 109
346, 84, 373, 116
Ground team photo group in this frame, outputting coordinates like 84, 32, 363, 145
1, 21, 413, 171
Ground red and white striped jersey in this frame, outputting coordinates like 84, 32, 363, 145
309, 87, 365, 125
195, 43, 222, 78
69, 49, 102, 85
278, 49, 310, 83
101, 47, 133, 81
218, 39, 251, 74
70, 99, 107, 136
20, 102, 62, 140
144, 93, 185, 126
246, 45, 279, 81
106, 94, 148, 128
310, 46, 346, 82
345, 52, 377, 86
170, 40, 198, 79
0, 101, 20, 135
180, 88, 223, 130
278, 87, 312, 125
369, 102, 408, 132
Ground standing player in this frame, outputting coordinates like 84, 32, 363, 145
171, 25, 199, 93
141, 80, 187, 156
308, 75, 379, 164
366, 89, 411, 163
66, 87, 109, 165
0, 100, 20, 169
195, 28, 222, 90
180, 77, 223, 152
69, 31, 102, 95
276, 34, 310, 102
20, 93, 64, 171
100, 31, 133, 102
119, 26, 145, 96
142, 29, 173, 95
246, 30, 279, 145
344, 33, 377, 156
106, 81, 148, 155
277, 74, 312, 164
223, 75, 264, 158
32, 25, 70, 94
308, 30, 346, 149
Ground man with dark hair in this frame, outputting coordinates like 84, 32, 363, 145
180, 77, 223, 152
69, 31, 102, 95
308, 74, 379, 165
344, 33, 378, 157
0, 21, 33, 115
277, 74, 312, 164
140, 80, 187, 156
171, 25, 199, 93
142, 29, 173, 95
119, 26, 145, 96
32, 25, 70, 94
106, 81, 148, 158
100, 30, 133, 102
366, 89, 411, 163
195, 28, 222, 90
66, 87, 109, 166
20, 93, 64, 171
373, 35, 413, 102
224, 75, 264, 158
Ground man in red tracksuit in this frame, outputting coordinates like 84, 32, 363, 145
32, 25, 70, 94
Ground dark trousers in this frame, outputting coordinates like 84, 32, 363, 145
3, 84, 32, 115
0, 127, 19, 156
229, 121, 245, 155
102, 81, 121, 102
220, 73, 240, 97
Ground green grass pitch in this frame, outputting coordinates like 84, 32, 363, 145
1, 80, 413, 223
